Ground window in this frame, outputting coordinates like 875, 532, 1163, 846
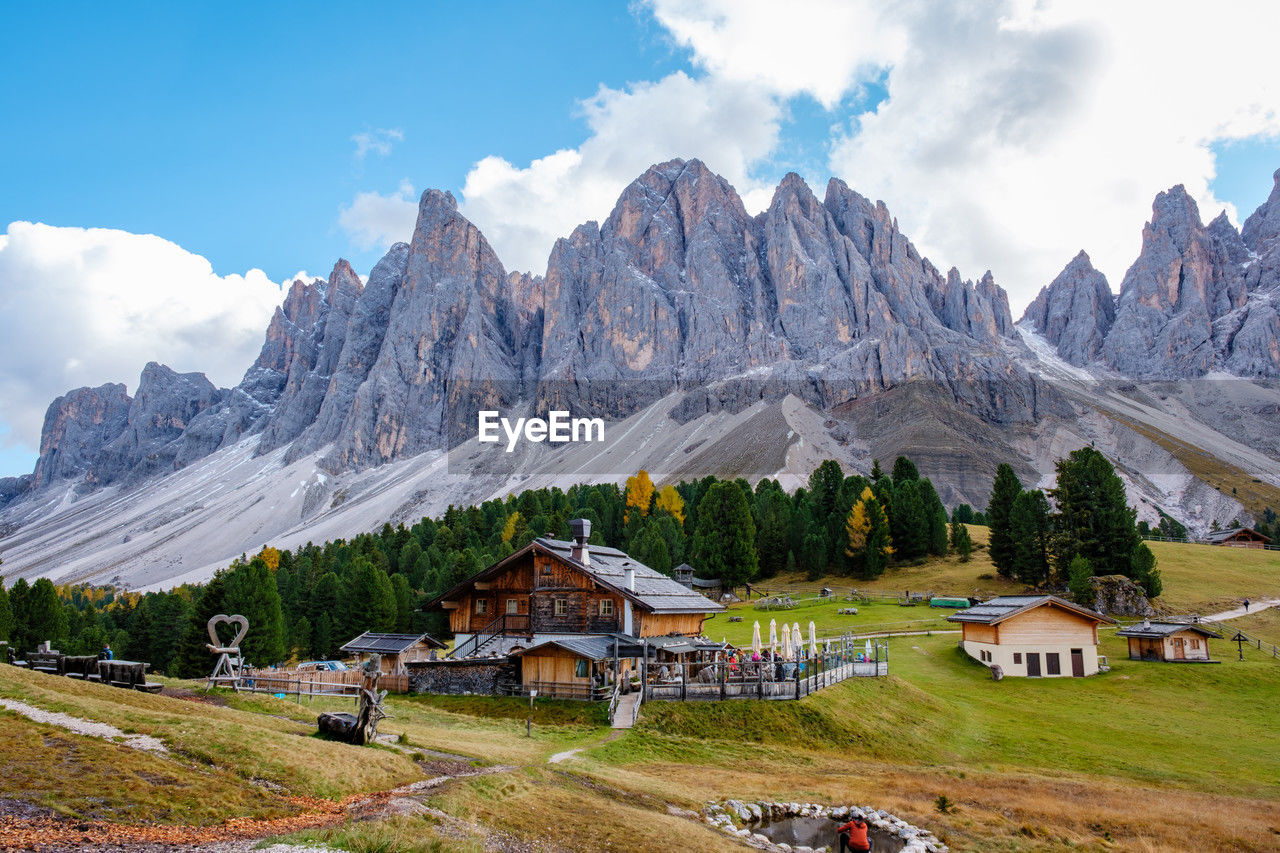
1013, 653, 1022, 665
599, 599, 614, 617
1046, 652, 1061, 675
1190, 638, 1200, 650
506, 598, 519, 615
474, 599, 487, 615
574, 658, 589, 678
554, 598, 568, 616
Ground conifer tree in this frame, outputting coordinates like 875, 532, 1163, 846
891, 456, 920, 484
949, 517, 973, 562
624, 470, 655, 524
341, 557, 397, 637
1049, 447, 1150, 588
846, 487, 893, 579
25, 578, 67, 649
224, 558, 286, 667
753, 484, 792, 580
653, 485, 685, 524
690, 481, 758, 589
987, 463, 1023, 578
390, 573, 414, 632
1009, 489, 1052, 587
0, 579, 12, 643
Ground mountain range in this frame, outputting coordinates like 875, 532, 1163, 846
1, 159, 1278, 589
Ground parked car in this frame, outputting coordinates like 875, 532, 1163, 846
296, 660, 349, 672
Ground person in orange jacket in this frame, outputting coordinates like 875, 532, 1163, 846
836, 814, 872, 852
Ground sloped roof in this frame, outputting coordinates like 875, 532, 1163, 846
508, 636, 617, 661
1116, 621, 1223, 639
340, 632, 445, 654
425, 537, 724, 615
947, 595, 1114, 626
1206, 527, 1271, 544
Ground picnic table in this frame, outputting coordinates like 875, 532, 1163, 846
99, 659, 163, 693
62, 655, 101, 680
24, 650, 64, 675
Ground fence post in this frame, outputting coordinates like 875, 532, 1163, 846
681, 661, 687, 702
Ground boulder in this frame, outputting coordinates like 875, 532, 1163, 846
1088, 574, 1155, 617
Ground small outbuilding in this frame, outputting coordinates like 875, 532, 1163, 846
1115, 620, 1222, 662
1206, 527, 1271, 548
340, 632, 446, 674
948, 595, 1114, 677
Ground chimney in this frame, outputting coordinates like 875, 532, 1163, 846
570, 518, 591, 566
625, 563, 635, 592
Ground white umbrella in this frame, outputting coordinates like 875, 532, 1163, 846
792, 623, 804, 659
751, 621, 763, 656
781, 625, 793, 660
769, 618, 778, 657
809, 621, 819, 657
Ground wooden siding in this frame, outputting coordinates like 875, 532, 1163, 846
997, 604, 1099, 645
962, 623, 998, 644
636, 611, 707, 637
520, 647, 592, 687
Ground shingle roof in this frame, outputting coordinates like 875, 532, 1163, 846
1115, 621, 1223, 639
947, 595, 1114, 626
508, 636, 617, 661
1206, 527, 1271, 544
533, 538, 725, 614
340, 632, 445, 655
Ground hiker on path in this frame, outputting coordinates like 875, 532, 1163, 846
837, 814, 872, 852
1244, 598, 1251, 612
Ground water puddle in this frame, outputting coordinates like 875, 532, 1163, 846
751, 815, 905, 852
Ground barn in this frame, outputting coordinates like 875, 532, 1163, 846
948, 595, 1114, 677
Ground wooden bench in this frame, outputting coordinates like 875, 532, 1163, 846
99, 660, 163, 693
62, 655, 101, 680
25, 651, 64, 675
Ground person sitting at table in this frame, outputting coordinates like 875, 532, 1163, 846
99, 644, 114, 661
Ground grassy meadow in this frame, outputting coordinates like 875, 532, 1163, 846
3, 535, 1280, 851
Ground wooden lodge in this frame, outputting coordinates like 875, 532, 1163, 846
1205, 527, 1272, 549
948, 595, 1114, 678
1115, 620, 1222, 662
418, 519, 724, 698
339, 632, 446, 674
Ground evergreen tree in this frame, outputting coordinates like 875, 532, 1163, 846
391, 573, 414, 632
173, 572, 228, 677
341, 557, 397, 637
949, 518, 973, 562
25, 578, 67, 648
799, 532, 827, 581
1066, 555, 1094, 606
889, 479, 928, 561
291, 615, 312, 659
224, 559, 286, 667
987, 463, 1023, 578
630, 523, 672, 576
1009, 490, 1052, 587
870, 459, 885, 482
0, 580, 12, 643
952, 504, 975, 525
8, 578, 29, 651
891, 456, 920, 484
752, 485, 792, 579
1049, 447, 1145, 582
918, 479, 949, 556
313, 612, 334, 659
690, 481, 758, 589
1132, 543, 1162, 598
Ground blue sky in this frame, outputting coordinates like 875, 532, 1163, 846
2, 2, 1279, 479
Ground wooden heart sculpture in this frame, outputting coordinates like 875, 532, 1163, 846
207, 614, 249, 651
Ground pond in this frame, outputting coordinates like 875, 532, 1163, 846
751, 815, 906, 852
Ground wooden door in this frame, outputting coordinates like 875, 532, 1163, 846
1026, 653, 1041, 677
1172, 638, 1185, 660
1070, 648, 1084, 677
1046, 652, 1061, 676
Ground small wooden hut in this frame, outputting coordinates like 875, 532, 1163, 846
339, 632, 446, 674
1115, 621, 1222, 662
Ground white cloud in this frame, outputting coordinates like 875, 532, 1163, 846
337, 179, 418, 250
352, 127, 404, 161
458, 71, 782, 272
0, 222, 284, 457
823, 1, 1280, 310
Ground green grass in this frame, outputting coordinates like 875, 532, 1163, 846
711, 598, 954, 648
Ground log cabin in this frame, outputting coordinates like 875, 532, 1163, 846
1205, 527, 1272, 549
420, 519, 724, 696
948, 595, 1114, 677
1115, 620, 1222, 662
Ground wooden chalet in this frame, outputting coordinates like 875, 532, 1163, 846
1206, 527, 1272, 549
421, 520, 724, 697
1115, 620, 1222, 662
339, 632, 446, 674
948, 595, 1114, 677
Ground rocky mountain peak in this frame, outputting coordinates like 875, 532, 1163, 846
32, 383, 131, 487
1242, 167, 1280, 254
1022, 251, 1114, 367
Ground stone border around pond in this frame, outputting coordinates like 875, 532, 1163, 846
702, 800, 948, 853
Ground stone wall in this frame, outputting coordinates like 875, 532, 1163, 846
407, 659, 515, 695
704, 800, 948, 853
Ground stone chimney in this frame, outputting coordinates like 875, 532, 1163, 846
570, 518, 591, 566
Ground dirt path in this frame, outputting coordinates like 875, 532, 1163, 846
548, 729, 623, 764
1204, 598, 1280, 622
0, 697, 169, 755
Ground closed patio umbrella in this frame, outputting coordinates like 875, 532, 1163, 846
781, 625, 793, 660
809, 621, 818, 656
769, 618, 778, 657
751, 621, 763, 656
792, 623, 804, 658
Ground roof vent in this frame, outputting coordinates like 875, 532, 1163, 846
570, 518, 591, 566
1142, 618, 1151, 628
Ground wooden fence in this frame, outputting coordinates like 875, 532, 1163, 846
239, 668, 409, 698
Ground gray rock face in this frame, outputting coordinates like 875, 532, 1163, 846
90, 363, 223, 487
1022, 250, 1115, 366
1028, 181, 1279, 378
0, 475, 34, 512
32, 383, 132, 487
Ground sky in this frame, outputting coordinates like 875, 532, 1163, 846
2, 0, 1280, 478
